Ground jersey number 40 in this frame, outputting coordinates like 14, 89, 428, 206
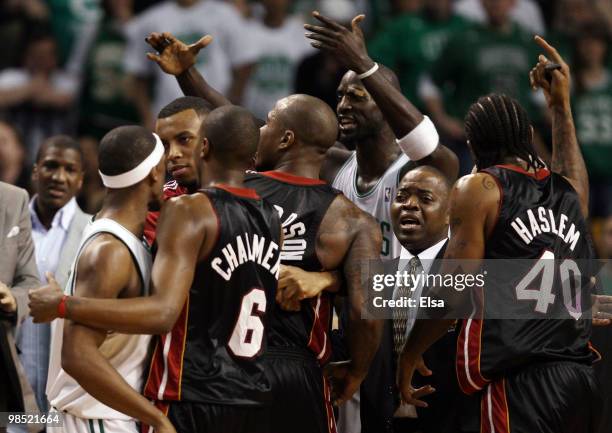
515, 250, 583, 319
228, 288, 267, 358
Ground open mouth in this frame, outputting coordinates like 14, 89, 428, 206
400, 215, 421, 230
338, 116, 357, 131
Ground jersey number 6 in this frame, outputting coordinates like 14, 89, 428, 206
228, 288, 267, 358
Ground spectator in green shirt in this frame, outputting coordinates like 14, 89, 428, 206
368, 0, 469, 110
572, 24, 612, 217
420, 0, 539, 145
76, 0, 141, 140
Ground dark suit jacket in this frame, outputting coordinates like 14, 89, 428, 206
0, 182, 40, 424
359, 240, 479, 433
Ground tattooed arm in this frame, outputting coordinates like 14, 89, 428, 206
397, 173, 499, 406
316, 195, 384, 404
530, 36, 589, 216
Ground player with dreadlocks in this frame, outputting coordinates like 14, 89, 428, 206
397, 36, 602, 433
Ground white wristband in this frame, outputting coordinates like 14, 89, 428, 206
395, 115, 439, 161
355, 62, 379, 80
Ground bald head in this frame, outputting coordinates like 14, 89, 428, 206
256, 94, 339, 170
203, 105, 259, 168
275, 94, 338, 151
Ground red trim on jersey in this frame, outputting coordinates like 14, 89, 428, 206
495, 164, 550, 180
215, 184, 260, 199
589, 341, 602, 363
322, 375, 338, 433
480, 380, 511, 433
456, 287, 489, 394
143, 299, 190, 401
307, 294, 332, 365
260, 170, 327, 186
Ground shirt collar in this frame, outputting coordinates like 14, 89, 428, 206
399, 237, 448, 274
30, 196, 77, 232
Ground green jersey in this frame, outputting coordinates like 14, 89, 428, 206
46, 0, 101, 65
368, 13, 469, 109
78, 19, 140, 139
431, 23, 538, 120
573, 72, 612, 179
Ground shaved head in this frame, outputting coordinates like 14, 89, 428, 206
203, 105, 260, 168
275, 94, 338, 151
256, 94, 339, 170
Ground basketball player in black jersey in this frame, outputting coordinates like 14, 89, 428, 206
397, 37, 602, 433
30, 106, 283, 433
244, 93, 383, 433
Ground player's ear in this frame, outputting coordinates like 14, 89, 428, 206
201, 137, 210, 160
279, 130, 295, 150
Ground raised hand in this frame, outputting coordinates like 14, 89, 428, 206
397, 352, 435, 408
304, 11, 373, 73
146, 32, 212, 76
28, 272, 64, 322
529, 36, 571, 109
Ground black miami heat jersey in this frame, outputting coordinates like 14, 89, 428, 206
245, 170, 341, 364
457, 164, 596, 395
144, 185, 282, 405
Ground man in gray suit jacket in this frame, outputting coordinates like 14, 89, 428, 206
12, 136, 90, 429
0, 181, 40, 422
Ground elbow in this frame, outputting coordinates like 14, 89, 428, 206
61, 345, 85, 378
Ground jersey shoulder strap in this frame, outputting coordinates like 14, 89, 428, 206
68, 218, 152, 296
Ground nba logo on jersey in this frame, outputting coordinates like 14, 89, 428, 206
384, 187, 392, 202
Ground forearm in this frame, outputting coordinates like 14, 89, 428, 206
65, 295, 178, 334
346, 305, 382, 378
358, 60, 424, 138
177, 66, 231, 107
551, 103, 589, 210
64, 344, 165, 427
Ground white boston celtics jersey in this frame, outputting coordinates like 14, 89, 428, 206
46, 218, 152, 420
332, 152, 409, 259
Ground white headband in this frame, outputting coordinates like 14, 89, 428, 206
99, 133, 165, 189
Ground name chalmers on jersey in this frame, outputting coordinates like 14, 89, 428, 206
211, 233, 281, 281
511, 206, 581, 251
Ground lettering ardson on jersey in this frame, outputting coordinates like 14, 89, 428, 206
275, 204, 307, 261
212, 233, 281, 281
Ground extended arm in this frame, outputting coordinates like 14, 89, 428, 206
29, 196, 211, 334
397, 173, 499, 405
317, 197, 383, 403
530, 36, 589, 216
305, 12, 459, 181
61, 239, 173, 432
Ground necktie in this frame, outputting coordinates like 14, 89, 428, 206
393, 256, 422, 355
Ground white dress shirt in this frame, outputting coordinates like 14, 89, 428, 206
14, 197, 77, 417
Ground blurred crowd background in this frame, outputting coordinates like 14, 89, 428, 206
0, 0, 610, 261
